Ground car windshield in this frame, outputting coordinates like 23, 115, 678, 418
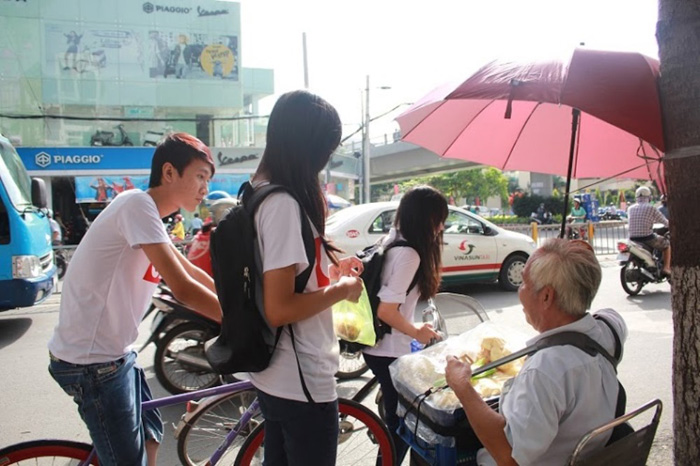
0, 140, 33, 209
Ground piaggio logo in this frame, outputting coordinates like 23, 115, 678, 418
143, 2, 191, 14
35, 152, 51, 168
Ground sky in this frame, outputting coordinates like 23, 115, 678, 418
224, 0, 660, 143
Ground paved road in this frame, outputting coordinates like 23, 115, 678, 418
0, 257, 672, 464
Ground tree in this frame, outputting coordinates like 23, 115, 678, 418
400, 167, 509, 205
657, 1, 700, 462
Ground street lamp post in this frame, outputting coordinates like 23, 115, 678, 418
361, 76, 391, 204
362, 75, 371, 204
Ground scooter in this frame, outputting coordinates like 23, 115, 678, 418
141, 284, 222, 394
143, 126, 172, 146
616, 225, 670, 296
90, 123, 134, 146
566, 216, 588, 240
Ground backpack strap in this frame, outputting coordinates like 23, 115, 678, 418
593, 313, 623, 362
535, 331, 618, 372
385, 239, 419, 294
535, 322, 631, 444
240, 181, 318, 403
240, 181, 315, 293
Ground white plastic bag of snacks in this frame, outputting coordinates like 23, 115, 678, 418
389, 321, 529, 426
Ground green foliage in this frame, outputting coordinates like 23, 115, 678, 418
594, 188, 603, 203
552, 176, 566, 190
507, 176, 520, 194
511, 193, 565, 218
370, 182, 396, 202
398, 167, 509, 205
603, 190, 614, 206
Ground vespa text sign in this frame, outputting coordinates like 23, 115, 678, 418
18, 147, 154, 173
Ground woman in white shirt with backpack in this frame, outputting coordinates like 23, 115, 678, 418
363, 185, 448, 463
248, 90, 363, 465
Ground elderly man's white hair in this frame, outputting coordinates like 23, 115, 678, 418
527, 239, 602, 316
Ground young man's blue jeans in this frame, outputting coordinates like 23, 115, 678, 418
255, 388, 339, 466
48, 350, 163, 466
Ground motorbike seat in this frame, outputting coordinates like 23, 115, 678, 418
627, 241, 656, 267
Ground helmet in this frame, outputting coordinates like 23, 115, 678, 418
209, 198, 238, 225
204, 190, 231, 207
573, 197, 581, 204
174, 213, 183, 221
635, 186, 652, 199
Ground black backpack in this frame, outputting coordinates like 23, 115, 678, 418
341, 239, 418, 352
204, 182, 315, 378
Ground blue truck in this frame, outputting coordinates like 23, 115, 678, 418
0, 134, 56, 311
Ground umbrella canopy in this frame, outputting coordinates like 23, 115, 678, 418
397, 48, 665, 192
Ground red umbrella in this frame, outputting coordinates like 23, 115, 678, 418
396, 48, 664, 236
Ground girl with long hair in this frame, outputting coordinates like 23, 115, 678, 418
362, 185, 448, 463
248, 90, 363, 464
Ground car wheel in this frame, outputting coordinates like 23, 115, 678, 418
499, 254, 528, 291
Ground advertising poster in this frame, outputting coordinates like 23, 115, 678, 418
44, 23, 238, 81
74, 175, 148, 203
74, 174, 249, 203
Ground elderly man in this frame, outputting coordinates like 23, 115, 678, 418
445, 239, 627, 466
628, 186, 671, 276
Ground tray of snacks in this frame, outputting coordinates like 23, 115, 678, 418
390, 321, 529, 428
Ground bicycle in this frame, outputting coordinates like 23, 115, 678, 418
175, 292, 488, 465
0, 377, 396, 466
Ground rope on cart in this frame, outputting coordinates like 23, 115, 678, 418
404, 385, 451, 452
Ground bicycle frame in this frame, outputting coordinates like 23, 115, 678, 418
79, 378, 258, 466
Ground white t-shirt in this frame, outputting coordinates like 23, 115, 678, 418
247, 187, 339, 403
48, 190, 170, 364
363, 228, 421, 359
477, 308, 627, 466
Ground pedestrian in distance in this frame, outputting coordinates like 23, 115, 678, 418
48, 133, 222, 466
170, 213, 185, 240
362, 185, 446, 463
247, 90, 364, 465
190, 212, 203, 235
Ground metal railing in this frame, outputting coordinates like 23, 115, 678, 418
500, 221, 629, 256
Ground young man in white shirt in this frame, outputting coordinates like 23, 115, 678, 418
48, 133, 222, 466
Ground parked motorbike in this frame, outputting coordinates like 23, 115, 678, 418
143, 126, 172, 146
617, 225, 670, 296
599, 207, 622, 221
141, 284, 222, 394
90, 123, 134, 146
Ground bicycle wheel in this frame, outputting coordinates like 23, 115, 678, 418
234, 398, 396, 466
177, 388, 262, 466
337, 340, 369, 379
0, 439, 98, 464
154, 322, 220, 394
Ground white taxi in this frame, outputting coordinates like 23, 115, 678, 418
326, 202, 537, 291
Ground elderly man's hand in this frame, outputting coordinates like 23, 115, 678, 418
445, 355, 474, 390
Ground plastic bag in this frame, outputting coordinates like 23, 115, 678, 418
332, 283, 376, 346
389, 321, 530, 425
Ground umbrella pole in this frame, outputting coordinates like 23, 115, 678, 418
560, 108, 581, 239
